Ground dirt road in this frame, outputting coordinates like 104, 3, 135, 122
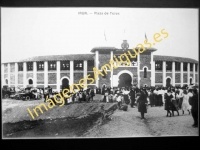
83, 105, 198, 137
2, 96, 198, 138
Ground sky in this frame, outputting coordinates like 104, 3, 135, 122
1, 8, 199, 63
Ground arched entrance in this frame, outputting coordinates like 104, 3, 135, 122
118, 73, 132, 88
5, 79, 8, 85
28, 79, 33, 85
190, 77, 193, 85
61, 78, 69, 90
166, 77, 171, 87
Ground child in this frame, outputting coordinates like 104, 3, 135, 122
79, 91, 83, 102
116, 93, 122, 109
86, 93, 90, 102
108, 88, 113, 103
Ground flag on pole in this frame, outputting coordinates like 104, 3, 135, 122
145, 33, 148, 42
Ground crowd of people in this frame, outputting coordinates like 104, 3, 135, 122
100, 84, 198, 127
43, 86, 95, 104
43, 84, 198, 128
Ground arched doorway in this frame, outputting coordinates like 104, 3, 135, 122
5, 79, 8, 85
28, 79, 33, 85
118, 73, 132, 88
190, 78, 193, 85
166, 78, 171, 87
62, 78, 69, 90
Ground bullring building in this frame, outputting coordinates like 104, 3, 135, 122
1, 40, 198, 91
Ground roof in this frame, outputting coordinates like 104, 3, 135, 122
114, 47, 157, 54
3, 54, 95, 63
91, 46, 157, 53
2, 53, 198, 64
90, 47, 118, 52
153, 55, 198, 64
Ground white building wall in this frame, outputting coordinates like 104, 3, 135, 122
162, 61, 166, 86
187, 63, 190, 85
23, 62, 27, 88
150, 53, 155, 86
95, 51, 99, 88
2, 64, 4, 87
57, 61, 60, 92
172, 62, 175, 86
70, 60, 74, 89
193, 63, 195, 84
44, 61, 48, 88
15, 63, 18, 87
180, 62, 183, 87
83, 60, 87, 90
33, 62, 37, 87
8, 63, 11, 87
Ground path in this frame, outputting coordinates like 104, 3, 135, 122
83, 105, 198, 137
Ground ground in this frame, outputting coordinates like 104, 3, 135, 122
83, 106, 198, 137
2, 94, 198, 138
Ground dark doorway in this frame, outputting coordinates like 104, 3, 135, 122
28, 79, 33, 85
190, 78, 192, 85
118, 73, 132, 88
166, 78, 171, 87
62, 78, 69, 89
5, 79, 8, 85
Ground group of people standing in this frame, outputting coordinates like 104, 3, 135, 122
44, 86, 95, 104
101, 84, 148, 119
72, 88, 95, 102
164, 87, 198, 127
101, 84, 198, 127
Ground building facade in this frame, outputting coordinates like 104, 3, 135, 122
1, 41, 198, 91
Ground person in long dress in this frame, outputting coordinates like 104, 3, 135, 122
129, 87, 136, 108
188, 89, 193, 101
90, 89, 95, 102
104, 87, 109, 103
149, 89, 155, 107
164, 89, 173, 117
116, 93, 122, 109
181, 89, 191, 115
136, 88, 148, 119
101, 84, 105, 102
171, 89, 180, 116
153, 88, 159, 106
123, 88, 130, 105
177, 87, 183, 110
158, 87, 163, 106
189, 89, 198, 127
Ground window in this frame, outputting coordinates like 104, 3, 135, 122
130, 56, 138, 66
190, 63, 193, 71
155, 61, 162, 70
74, 60, 83, 70
37, 62, 44, 71
87, 60, 94, 71
183, 62, 187, 71
27, 62, 33, 71
18, 63, 23, 71
29, 79, 33, 85
5, 79, 8, 84
101, 70, 106, 78
195, 64, 198, 72
144, 68, 147, 78
175, 62, 180, 71
166, 61, 172, 70
61, 60, 70, 70
48, 61, 56, 70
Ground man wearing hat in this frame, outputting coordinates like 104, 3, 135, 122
129, 86, 136, 108
189, 89, 198, 128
